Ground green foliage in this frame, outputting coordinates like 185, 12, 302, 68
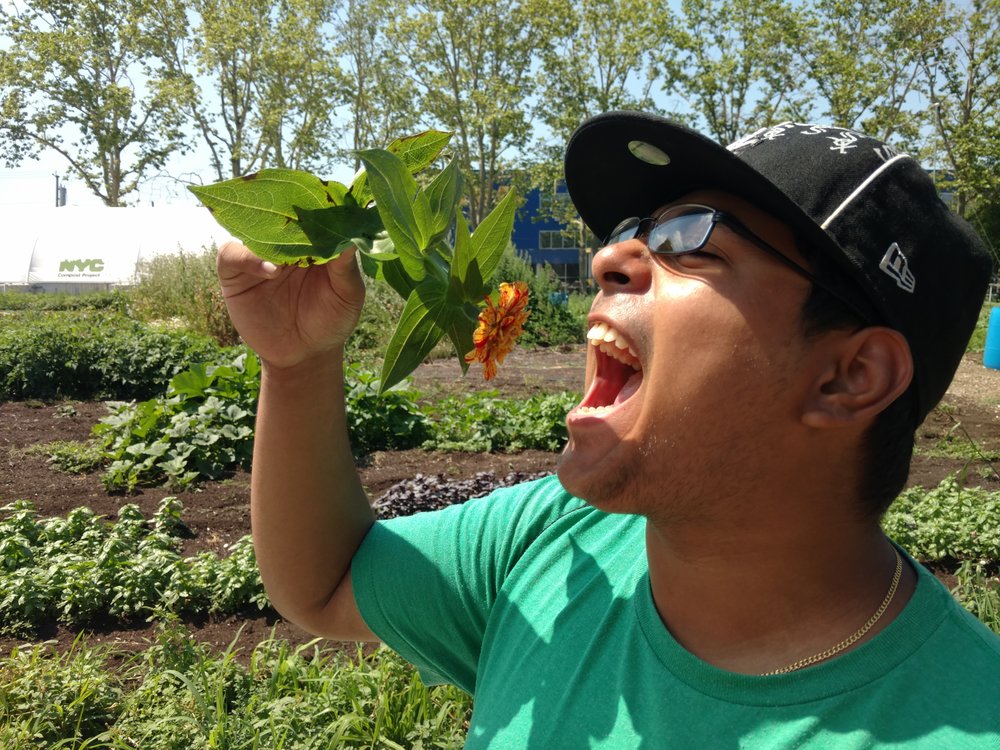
0, 0, 190, 205
94, 351, 259, 491
951, 559, 1000, 634
91, 352, 432, 489
424, 390, 579, 452
344, 366, 433, 456
27, 439, 104, 474
194, 131, 520, 393
0, 291, 127, 312
0, 627, 472, 749
128, 248, 239, 346
0, 497, 267, 637
162, 0, 343, 180
0, 639, 121, 747
882, 476, 1000, 561
0, 312, 221, 401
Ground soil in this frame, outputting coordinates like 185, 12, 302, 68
2, 345, 1000, 659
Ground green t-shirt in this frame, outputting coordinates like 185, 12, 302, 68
353, 475, 1000, 748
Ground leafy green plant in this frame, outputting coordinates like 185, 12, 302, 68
344, 365, 432, 456
91, 352, 433, 489
94, 351, 260, 491
26, 439, 104, 474
882, 476, 1000, 561
424, 390, 579, 452
0, 290, 127, 312
128, 247, 239, 346
0, 498, 267, 636
191, 130, 520, 392
0, 311, 221, 401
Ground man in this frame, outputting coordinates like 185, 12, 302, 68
217, 113, 1000, 747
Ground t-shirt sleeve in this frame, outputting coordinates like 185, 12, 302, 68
351, 474, 579, 692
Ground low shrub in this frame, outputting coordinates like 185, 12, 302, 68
94, 351, 260, 491
0, 290, 127, 312
424, 390, 579, 452
0, 311, 221, 401
882, 475, 1000, 561
91, 354, 431, 490
0, 497, 267, 636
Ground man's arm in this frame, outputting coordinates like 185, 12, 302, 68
217, 241, 377, 641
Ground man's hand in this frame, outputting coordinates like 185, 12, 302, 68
217, 240, 366, 369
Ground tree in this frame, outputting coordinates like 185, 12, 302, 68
531, 0, 664, 280
653, 0, 805, 144
0, 0, 189, 206
332, 0, 421, 168
917, 0, 1000, 220
793, 0, 945, 145
157, 0, 342, 181
391, 0, 554, 227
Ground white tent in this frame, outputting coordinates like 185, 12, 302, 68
0, 205, 232, 292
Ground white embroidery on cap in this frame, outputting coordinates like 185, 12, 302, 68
828, 131, 860, 154
727, 122, 799, 151
880, 242, 916, 293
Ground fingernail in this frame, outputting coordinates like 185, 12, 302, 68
261, 261, 279, 274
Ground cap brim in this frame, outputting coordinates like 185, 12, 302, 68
564, 112, 851, 272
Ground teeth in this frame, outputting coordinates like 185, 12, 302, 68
586, 323, 640, 369
575, 405, 615, 415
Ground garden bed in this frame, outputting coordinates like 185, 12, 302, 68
2, 345, 999, 660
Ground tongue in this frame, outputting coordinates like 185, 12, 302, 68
613, 370, 643, 406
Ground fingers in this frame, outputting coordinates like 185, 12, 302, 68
217, 239, 281, 281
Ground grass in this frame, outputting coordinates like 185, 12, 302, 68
0, 626, 472, 749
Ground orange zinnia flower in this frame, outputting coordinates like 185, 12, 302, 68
465, 281, 530, 380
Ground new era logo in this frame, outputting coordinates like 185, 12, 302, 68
880, 243, 915, 293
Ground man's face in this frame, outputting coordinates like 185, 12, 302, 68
557, 189, 821, 523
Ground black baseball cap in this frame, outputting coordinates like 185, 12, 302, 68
564, 111, 994, 426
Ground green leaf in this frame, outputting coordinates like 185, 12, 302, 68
355, 231, 399, 260
376, 257, 418, 301
357, 149, 429, 280
471, 188, 518, 283
446, 305, 479, 375
294, 204, 383, 260
189, 170, 350, 265
350, 130, 453, 206
379, 280, 453, 393
423, 157, 463, 239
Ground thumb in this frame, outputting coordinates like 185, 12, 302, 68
324, 246, 363, 284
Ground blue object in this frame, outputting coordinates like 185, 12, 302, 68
983, 306, 1000, 369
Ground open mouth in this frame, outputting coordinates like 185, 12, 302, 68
575, 322, 643, 416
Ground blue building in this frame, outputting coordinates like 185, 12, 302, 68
511, 184, 593, 285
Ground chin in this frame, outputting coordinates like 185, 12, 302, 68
556, 444, 637, 515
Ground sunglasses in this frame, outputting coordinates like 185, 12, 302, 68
605, 204, 873, 323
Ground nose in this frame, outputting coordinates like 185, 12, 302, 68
592, 239, 652, 294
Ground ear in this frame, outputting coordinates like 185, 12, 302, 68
801, 327, 913, 429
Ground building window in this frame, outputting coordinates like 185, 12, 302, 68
539, 230, 578, 250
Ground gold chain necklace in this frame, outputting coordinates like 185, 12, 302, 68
761, 547, 903, 676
